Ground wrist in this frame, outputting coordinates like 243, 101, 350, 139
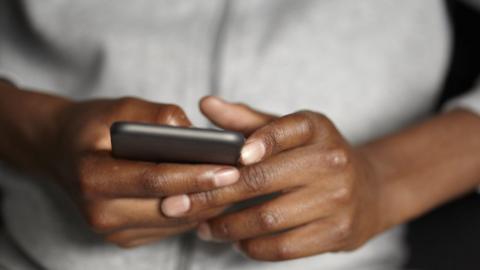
34, 93, 74, 178
357, 144, 403, 234
0, 83, 73, 174
358, 110, 480, 235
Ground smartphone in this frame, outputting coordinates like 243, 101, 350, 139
110, 122, 245, 165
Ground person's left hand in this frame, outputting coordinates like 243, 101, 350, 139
161, 96, 388, 261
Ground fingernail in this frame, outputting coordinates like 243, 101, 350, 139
213, 168, 240, 187
240, 140, 265, 165
161, 195, 191, 217
197, 222, 212, 241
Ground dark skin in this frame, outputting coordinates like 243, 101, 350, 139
188, 97, 480, 260
0, 81, 238, 247
1, 80, 480, 259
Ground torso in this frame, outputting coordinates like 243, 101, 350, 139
0, 1, 450, 269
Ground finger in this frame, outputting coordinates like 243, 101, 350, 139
86, 198, 226, 232
240, 111, 337, 165
182, 145, 346, 216
197, 187, 338, 241
236, 218, 349, 261
77, 153, 240, 198
114, 98, 193, 127
77, 99, 192, 152
105, 223, 196, 248
199, 96, 276, 135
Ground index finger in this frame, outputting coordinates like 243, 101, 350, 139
240, 111, 337, 165
75, 152, 240, 199
172, 146, 342, 217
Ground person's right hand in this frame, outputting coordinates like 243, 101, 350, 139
47, 97, 241, 248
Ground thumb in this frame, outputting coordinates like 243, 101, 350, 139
199, 96, 276, 135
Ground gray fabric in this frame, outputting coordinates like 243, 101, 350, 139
0, 229, 38, 270
0, 0, 469, 269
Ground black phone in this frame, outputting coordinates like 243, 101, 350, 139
110, 122, 245, 165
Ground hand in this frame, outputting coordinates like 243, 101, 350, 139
49, 97, 242, 248
164, 97, 386, 261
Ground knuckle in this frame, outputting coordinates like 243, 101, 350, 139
157, 104, 187, 124
326, 148, 351, 169
242, 165, 270, 192
330, 185, 354, 205
313, 112, 333, 128
272, 238, 295, 261
212, 220, 232, 239
298, 110, 334, 135
296, 110, 318, 136
242, 242, 263, 260
85, 204, 121, 233
243, 239, 295, 261
256, 208, 281, 231
260, 127, 281, 154
141, 168, 168, 196
115, 97, 141, 111
333, 218, 354, 242
192, 190, 219, 208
